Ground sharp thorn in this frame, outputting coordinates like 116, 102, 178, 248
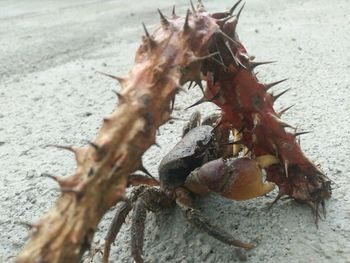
220, 36, 246, 68
229, 0, 243, 15
218, 15, 235, 23
172, 5, 176, 17
278, 104, 294, 117
17, 221, 36, 230
284, 160, 289, 178
96, 71, 125, 85
41, 173, 58, 181
142, 22, 156, 47
47, 144, 84, 164
218, 39, 238, 67
234, 55, 247, 69
221, 36, 244, 69
158, 9, 170, 26
112, 90, 125, 103
195, 81, 205, 94
138, 165, 151, 177
211, 57, 229, 70
188, 81, 195, 90
219, 31, 240, 46
46, 144, 74, 153
138, 165, 157, 181
187, 89, 220, 109
142, 22, 151, 38
89, 142, 101, 151
186, 96, 207, 109
280, 121, 294, 129
85, 140, 100, 151
195, 51, 220, 61
264, 78, 288, 91
184, 9, 191, 31
249, 61, 276, 69
190, 0, 196, 15
170, 96, 175, 112
273, 88, 291, 102
236, 2, 246, 20
294, 131, 312, 137
221, 39, 247, 69
222, 140, 242, 146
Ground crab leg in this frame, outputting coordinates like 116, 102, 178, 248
175, 188, 253, 250
130, 188, 172, 263
103, 201, 133, 263
103, 186, 149, 263
131, 199, 147, 263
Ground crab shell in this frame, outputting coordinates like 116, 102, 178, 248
159, 125, 215, 189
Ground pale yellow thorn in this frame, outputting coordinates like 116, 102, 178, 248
256, 154, 280, 169
232, 129, 242, 157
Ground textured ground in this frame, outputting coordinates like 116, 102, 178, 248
1, 0, 350, 262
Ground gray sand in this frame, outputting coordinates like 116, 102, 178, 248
1, 0, 350, 262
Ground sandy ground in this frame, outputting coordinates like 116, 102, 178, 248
1, 0, 350, 262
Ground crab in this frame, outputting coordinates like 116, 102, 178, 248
101, 112, 279, 263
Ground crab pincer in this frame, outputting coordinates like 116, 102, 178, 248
185, 155, 279, 200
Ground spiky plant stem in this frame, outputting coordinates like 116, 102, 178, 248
16, 104, 159, 262
201, 4, 331, 210
15, 9, 222, 263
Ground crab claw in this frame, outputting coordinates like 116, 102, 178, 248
226, 155, 278, 200
185, 155, 279, 201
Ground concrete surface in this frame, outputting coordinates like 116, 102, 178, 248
0, 0, 350, 262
